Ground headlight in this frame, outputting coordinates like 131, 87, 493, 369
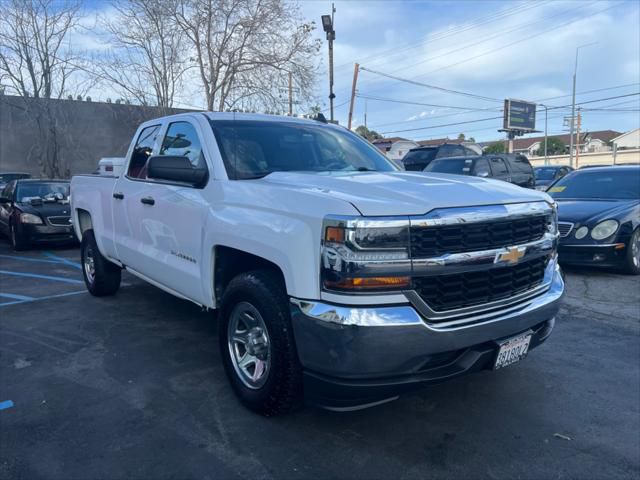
574, 226, 589, 239
322, 216, 411, 292
546, 204, 558, 235
591, 219, 619, 240
20, 213, 43, 224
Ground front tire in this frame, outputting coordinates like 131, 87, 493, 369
219, 269, 302, 416
81, 230, 121, 296
623, 228, 640, 275
9, 221, 26, 251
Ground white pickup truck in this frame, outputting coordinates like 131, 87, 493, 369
71, 112, 564, 415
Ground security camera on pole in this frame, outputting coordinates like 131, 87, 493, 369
321, 5, 336, 123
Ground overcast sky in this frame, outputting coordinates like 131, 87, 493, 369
300, 0, 640, 142
78, 0, 640, 143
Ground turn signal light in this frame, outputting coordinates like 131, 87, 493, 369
325, 226, 345, 243
324, 276, 411, 291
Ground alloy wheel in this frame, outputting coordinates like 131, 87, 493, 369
228, 301, 271, 389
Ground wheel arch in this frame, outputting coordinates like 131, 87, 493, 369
212, 245, 287, 306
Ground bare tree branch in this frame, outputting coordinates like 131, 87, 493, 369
0, 0, 83, 99
174, 0, 320, 112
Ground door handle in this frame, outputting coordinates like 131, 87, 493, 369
140, 197, 155, 206
113, 192, 124, 200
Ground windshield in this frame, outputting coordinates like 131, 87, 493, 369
424, 158, 470, 174
209, 120, 398, 179
535, 168, 558, 180
16, 183, 70, 202
549, 169, 640, 200
403, 148, 437, 165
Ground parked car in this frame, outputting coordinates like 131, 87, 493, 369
533, 165, 573, 191
425, 154, 535, 188
402, 143, 478, 171
71, 113, 563, 415
0, 172, 31, 190
0, 179, 75, 250
548, 166, 640, 274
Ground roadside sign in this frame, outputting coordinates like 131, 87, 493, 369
503, 99, 536, 132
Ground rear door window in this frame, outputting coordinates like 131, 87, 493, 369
490, 157, 509, 175
472, 158, 491, 176
127, 125, 160, 179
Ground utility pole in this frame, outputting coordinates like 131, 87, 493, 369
364, 99, 368, 128
288, 71, 293, 116
575, 108, 582, 168
539, 104, 549, 165
569, 42, 596, 168
347, 63, 359, 130
321, 5, 336, 122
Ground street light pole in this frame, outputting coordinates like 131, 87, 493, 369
569, 42, 596, 168
321, 5, 336, 122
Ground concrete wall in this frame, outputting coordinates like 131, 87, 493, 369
529, 149, 640, 167
0, 95, 194, 178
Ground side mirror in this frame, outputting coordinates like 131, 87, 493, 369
476, 171, 490, 178
147, 155, 208, 187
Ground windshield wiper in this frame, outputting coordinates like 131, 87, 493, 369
356, 167, 376, 172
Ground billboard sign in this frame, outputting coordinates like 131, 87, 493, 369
503, 99, 536, 132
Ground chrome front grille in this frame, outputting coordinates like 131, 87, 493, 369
47, 216, 71, 227
413, 256, 548, 312
406, 202, 557, 323
558, 222, 574, 238
410, 214, 549, 257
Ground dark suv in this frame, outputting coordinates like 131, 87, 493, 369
402, 144, 478, 171
424, 154, 536, 188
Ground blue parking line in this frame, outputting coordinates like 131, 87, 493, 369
0, 400, 14, 411
44, 251, 82, 269
0, 290, 86, 307
0, 270, 83, 284
0, 292, 35, 301
0, 254, 65, 266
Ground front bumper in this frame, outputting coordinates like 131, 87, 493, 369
290, 261, 564, 410
19, 223, 77, 244
558, 243, 627, 268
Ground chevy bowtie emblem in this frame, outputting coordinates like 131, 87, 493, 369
496, 246, 526, 265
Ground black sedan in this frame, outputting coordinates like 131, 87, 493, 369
548, 166, 640, 274
0, 179, 76, 250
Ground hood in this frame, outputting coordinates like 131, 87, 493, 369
255, 171, 550, 216
18, 201, 71, 218
556, 199, 638, 225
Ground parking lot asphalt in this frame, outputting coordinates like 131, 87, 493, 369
0, 241, 639, 480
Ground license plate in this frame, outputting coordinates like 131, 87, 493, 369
494, 332, 532, 369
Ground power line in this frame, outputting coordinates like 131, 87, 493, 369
374, 0, 593, 80
359, 67, 503, 103
335, 0, 551, 72
368, 83, 639, 130
357, 2, 621, 98
356, 94, 501, 111
380, 93, 640, 135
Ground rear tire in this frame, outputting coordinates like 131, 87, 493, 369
623, 228, 640, 275
9, 221, 26, 251
219, 269, 302, 416
81, 230, 121, 296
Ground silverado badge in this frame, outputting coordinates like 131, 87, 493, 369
495, 246, 526, 265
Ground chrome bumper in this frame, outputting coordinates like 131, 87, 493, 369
290, 260, 564, 379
